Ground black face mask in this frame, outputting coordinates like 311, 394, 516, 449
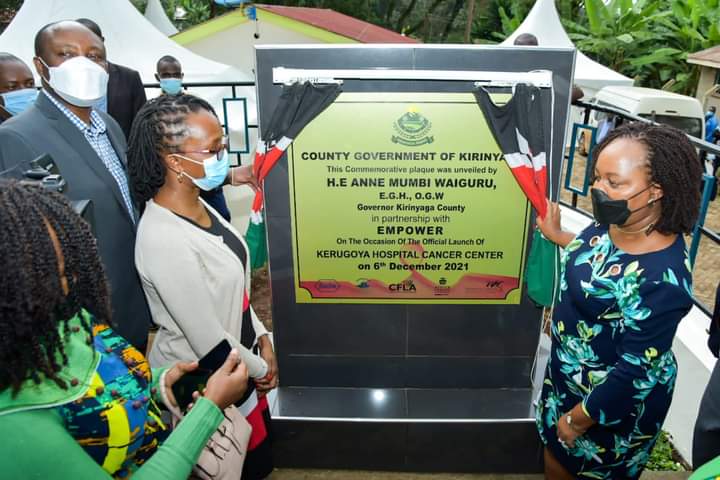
590, 185, 654, 225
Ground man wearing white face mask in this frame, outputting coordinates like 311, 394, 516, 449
0, 21, 152, 349
75, 18, 147, 141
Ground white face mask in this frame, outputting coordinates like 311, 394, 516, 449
39, 56, 109, 108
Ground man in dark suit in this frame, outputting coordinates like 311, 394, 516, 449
0, 20, 151, 349
76, 18, 147, 140
693, 283, 720, 467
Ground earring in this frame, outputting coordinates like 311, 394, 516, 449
177, 171, 184, 183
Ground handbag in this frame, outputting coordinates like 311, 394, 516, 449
159, 370, 252, 480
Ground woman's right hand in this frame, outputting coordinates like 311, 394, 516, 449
536, 200, 562, 240
202, 349, 249, 410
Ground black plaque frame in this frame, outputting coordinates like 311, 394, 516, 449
255, 44, 575, 472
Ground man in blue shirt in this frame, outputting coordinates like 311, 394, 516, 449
154, 55, 256, 222
706, 106, 718, 143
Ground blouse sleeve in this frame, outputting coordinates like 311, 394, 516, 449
583, 276, 692, 425
150, 367, 169, 404
0, 397, 222, 480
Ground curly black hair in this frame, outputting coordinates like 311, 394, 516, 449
127, 93, 217, 206
0, 181, 111, 396
590, 122, 703, 234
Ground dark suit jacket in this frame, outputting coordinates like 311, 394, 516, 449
0, 92, 151, 348
107, 63, 147, 140
708, 283, 720, 357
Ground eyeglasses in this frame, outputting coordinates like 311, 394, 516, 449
174, 138, 228, 162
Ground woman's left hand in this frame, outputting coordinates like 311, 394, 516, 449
163, 361, 199, 408
255, 335, 278, 394
557, 413, 584, 449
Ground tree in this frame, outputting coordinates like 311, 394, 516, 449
471, 0, 532, 43
561, 0, 720, 95
563, 0, 670, 80
0, 0, 21, 9
651, 0, 720, 94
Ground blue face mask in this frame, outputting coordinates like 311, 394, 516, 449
160, 78, 183, 95
176, 150, 230, 191
1, 88, 38, 116
95, 95, 108, 113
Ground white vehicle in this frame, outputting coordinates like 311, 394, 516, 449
591, 86, 705, 139
577, 86, 705, 156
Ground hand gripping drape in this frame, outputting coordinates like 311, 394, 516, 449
474, 83, 548, 219
474, 83, 558, 307
246, 82, 341, 269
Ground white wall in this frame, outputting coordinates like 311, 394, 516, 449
696, 66, 720, 112
182, 22, 333, 75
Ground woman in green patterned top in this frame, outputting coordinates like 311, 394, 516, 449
536, 123, 702, 479
0, 182, 249, 479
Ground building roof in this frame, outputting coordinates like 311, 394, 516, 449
687, 45, 720, 69
255, 4, 418, 44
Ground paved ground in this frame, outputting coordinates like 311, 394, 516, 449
271, 469, 690, 479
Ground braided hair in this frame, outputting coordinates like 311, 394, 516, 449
591, 122, 703, 234
0, 182, 111, 396
127, 93, 217, 206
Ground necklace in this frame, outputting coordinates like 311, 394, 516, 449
613, 216, 659, 235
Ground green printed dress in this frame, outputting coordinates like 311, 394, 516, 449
536, 223, 693, 479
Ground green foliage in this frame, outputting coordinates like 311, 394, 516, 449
119, 0, 720, 96
472, 0, 532, 43
560, 0, 720, 95
162, 0, 213, 28
647, 431, 685, 471
496, 0, 532, 40
0, 0, 22, 9
563, 0, 670, 76
129, 0, 148, 13
652, 0, 720, 94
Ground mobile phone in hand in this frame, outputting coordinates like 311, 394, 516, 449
170, 340, 232, 410
198, 339, 232, 371
170, 369, 211, 410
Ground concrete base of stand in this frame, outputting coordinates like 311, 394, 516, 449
270, 386, 543, 473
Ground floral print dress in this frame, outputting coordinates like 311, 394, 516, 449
536, 223, 693, 479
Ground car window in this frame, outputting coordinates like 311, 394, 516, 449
638, 114, 703, 138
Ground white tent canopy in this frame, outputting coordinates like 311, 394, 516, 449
501, 0, 633, 95
0, 0, 250, 84
144, 0, 179, 37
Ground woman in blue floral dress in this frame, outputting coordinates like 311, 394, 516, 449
536, 122, 703, 479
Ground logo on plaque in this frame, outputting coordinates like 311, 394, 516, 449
389, 279, 417, 292
392, 107, 434, 146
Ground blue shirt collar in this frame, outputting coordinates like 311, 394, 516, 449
42, 89, 107, 137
